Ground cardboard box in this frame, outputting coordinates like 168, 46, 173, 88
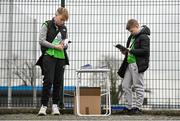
74, 87, 101, 115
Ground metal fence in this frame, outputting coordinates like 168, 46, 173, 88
0, 0, 180, 110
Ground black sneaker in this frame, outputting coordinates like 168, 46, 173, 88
128, 107, 143, 115
121, 108, 131, 115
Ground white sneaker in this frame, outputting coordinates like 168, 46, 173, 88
38, 105, 47, 116
52, 104, 60, 115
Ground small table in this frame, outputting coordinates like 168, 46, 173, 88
76, 69, 111, 116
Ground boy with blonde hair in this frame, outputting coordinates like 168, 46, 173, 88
36, 7, 69, 116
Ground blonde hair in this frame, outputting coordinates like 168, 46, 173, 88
56, 7, 69, 21
126, 19, 139, 30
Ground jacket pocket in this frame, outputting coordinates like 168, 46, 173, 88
136, 57, 148, 73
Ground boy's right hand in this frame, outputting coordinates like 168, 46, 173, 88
120, 50, 127, 55
54, 44, 64, 51
120, 48, 130, 55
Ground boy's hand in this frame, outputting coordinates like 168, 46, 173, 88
120, 48, 130, 55
54, 44, 64, 50
120, 50, 127, 55
61, 39, 70, 48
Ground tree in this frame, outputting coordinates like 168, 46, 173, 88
96, 55, 124, 105
7, 54, 40, 86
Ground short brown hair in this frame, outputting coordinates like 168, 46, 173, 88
126, 19, 139, 30
56, 7, 69, 21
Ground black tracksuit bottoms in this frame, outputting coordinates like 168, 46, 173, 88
41, 55, 65, 106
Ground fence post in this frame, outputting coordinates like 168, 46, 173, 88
61, 0, 65, 7
7, 0, 14, 108
33, 19, 37, 107
58, 0, 65, 109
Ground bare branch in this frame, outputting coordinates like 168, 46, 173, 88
8, 54, 40, 86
